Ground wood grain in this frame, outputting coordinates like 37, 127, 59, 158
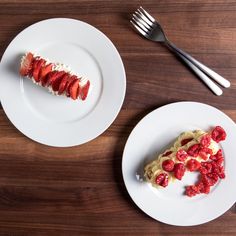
0, 0, 236, 235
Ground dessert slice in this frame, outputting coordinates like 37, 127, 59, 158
144, 126, 226, 197
19, 52, 90, 100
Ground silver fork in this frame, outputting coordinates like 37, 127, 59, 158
130, 6, 231, 96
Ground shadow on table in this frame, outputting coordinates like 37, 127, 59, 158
111, 102, 173, 219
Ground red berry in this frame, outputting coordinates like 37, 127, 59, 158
162, 159, 175, 172
47, 71, 65, 87
155, 173, 169, 187
187, 159, 201, 171
66, 75, 77, 97
162, 151, 173, 157
186, 185, 198, 197
198, 147, 213, 161
33, 59, 46, 82
210, 149, 223, 161
173, 163, 186, 180
40, 63, 53, 86
79, 80, 90, 100
70, 79, 80, 100
200, 134, 211, 147
58, 73, 70, 95
187, 144, 201, 157
176, 149, 188, 161
19, 52, 34, 76
196, 182, 205, 193
211, 126, 226, 143
52, 74, 65, 92
201, 173, 218, 187
181, 138, 193, 146
200, 161, 212, 174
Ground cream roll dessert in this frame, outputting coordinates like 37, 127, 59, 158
19, 52, 90, 100
144, 126, 226, 197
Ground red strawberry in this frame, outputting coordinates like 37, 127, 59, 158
39, 63, 53, 86
19, 52, 34, 76
47, 71, 65, 87
162, 151, 173, 157
33, 59, 46, 82
58, 73, 70, 95
181, 138, 193, 146
66, 75, 77, 97
79, 80, 90, 100
52, 74, 65, 92
70, 79, 80, 100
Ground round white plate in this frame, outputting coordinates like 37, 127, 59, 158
0, 18, 126, 147
122, 102, 236, 226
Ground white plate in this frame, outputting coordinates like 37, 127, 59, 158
122, 102, 236, 226
0, 18, 126, 147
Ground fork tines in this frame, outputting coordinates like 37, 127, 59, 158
130, 6, 155, 36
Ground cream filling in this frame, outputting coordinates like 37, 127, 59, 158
144, 130, 219, 188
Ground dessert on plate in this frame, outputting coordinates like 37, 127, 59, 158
19, 52, 90, 100
144, 126, 226, 197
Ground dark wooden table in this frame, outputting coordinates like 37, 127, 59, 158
0, 0, 236, 235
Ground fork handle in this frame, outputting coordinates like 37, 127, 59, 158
166, 41, 230, 88
167, 44, 223, 96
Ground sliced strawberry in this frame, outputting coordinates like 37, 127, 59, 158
58, 73, 70, 95
19, 52, 34, 76
79, 80, 90, 100
33, 59, 46, 82
47, 71, 65, 87
162, 151, 173, 157
52, 74, 65, 92
70, 79, 80, 100
39, 63, 53, 86
66, 75, 77, 97
44, 71, 56, 87
181, 138, 193, 146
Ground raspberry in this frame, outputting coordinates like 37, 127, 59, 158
201, 184, 210, 194
211, 126, 226, 143
173, 163, 186, 180
199, 147, 212, 160
200, 162, 212, 174
162, 159, 175, 172
181, 138, 193, 146
207, 173, 219, 185
216, 158, 224, 166
155, 173, 169, 187
187, 159, 201, 171
198, 151, 208, 161
201, 172, 218, 186
210, 149, 223, 161
162, 151, 173, 157
196, 182, 205, 193
186, 185, 198, 197
187, 144, 201, 157
200, 134, 211, 147
176, 149, 188, 162
213, 165, 225, 179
